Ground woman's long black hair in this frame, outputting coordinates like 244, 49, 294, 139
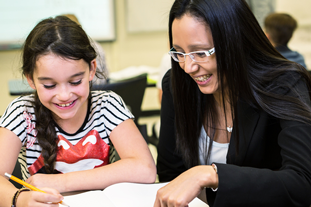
22, 16, 102, 173
169, 0, 311, 167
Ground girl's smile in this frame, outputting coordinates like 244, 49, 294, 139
54, 99, 77, 109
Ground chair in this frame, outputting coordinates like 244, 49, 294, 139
92, 73, 148, 142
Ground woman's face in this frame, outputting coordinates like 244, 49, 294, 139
172, 14, 219, 95
27, 53, 96, 125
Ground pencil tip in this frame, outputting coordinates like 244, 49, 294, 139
60, 201, 70, 207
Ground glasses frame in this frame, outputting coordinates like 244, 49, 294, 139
168, 47, 215, 63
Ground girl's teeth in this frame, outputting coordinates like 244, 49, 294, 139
58, 101, 73, 107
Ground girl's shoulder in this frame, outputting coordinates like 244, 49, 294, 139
88, 91, 134, 129
2, 95, 35, 115
0, 95, 36, 137
9, 94, 35, 105
91, 90, 121, 100
90, 90, 128, 108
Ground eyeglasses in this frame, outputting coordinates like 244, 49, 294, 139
168, 47, 215, 63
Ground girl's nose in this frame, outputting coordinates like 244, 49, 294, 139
56, 85, 72, 101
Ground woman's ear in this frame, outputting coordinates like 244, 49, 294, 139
88, 59, 97, 81
265, 31, 270, 40
26, 75, 36, 90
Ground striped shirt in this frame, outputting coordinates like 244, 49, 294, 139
0, 91, 134, 180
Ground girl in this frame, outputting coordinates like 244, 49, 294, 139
0, 16, 156, 207
155, 0, 311, 206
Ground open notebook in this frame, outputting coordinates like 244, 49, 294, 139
60, 182, 209, 207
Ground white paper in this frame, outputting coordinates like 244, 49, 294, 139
104, 182, 209, 207
60, 191, 115, 207
60, 182, 209, 207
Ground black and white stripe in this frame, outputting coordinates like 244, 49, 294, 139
0, 91, 134, 180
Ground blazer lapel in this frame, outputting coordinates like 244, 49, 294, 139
227, 100, 260, 165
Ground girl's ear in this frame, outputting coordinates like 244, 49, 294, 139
26, 75, 36, 90
88, 59, 97, 81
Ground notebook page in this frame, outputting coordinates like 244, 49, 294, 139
103, 182, 209, 207
60, 190, 115, 207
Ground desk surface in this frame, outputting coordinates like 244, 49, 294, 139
8, 79, 34, 96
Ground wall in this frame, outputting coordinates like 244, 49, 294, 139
102, 0, 171, 72
0, 50, 23, 112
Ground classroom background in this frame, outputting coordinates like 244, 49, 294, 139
0, 0, 311, 121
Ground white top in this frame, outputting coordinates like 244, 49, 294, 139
198, 126, 229, 165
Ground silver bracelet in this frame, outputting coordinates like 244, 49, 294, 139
211, 163, 218, 192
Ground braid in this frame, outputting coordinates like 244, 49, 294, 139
33, 93, 58, 173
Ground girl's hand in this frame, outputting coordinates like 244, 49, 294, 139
26, 174, 64, 192
16, 187, 63, 207
154, 165, 217, 207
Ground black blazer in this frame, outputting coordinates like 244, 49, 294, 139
157, 70, 311, 207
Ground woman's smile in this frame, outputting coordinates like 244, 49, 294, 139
193, 74, 213, 85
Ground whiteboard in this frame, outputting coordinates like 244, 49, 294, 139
126, 0, 174, 33
0, 0, 115, 50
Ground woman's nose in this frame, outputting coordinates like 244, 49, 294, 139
183, 55, 198, 74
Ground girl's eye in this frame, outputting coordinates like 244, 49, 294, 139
70, 80, 82, 86
43, 84, 55, 89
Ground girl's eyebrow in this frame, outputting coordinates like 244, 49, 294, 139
37, 72, 85, 81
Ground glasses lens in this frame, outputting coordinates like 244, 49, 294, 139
191, 52, 208, 62
169, 52, 184, 62
169, 48, 214, 63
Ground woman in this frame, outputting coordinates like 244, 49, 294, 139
155, 0, 311, 206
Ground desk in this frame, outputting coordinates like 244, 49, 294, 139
8, 79, 34, 96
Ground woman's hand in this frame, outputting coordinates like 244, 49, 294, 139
154, 165, 218, 207
16, 187, 63, 207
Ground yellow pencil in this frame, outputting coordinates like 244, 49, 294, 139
5, 172, 70, 207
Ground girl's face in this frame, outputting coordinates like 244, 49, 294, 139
172, 14, 219, 95
27, 53, 96, 124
